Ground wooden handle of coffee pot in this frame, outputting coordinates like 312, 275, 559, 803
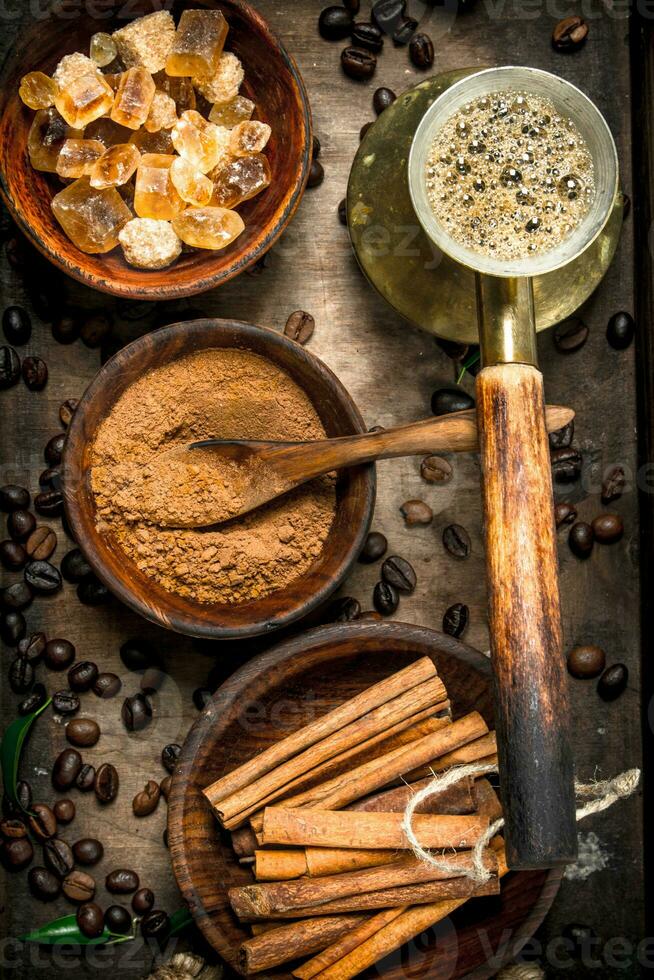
476, 362, 577, 869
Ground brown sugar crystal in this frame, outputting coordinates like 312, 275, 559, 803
90, 349, 336, 605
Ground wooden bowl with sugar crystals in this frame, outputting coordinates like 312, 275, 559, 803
0, 0, 310, 299
169, 621, 562, 978
62, 318, 375, 639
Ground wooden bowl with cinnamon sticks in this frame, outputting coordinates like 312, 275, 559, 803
169, 621, 562, 978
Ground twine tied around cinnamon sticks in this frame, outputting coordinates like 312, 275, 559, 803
402, 763, 641, 884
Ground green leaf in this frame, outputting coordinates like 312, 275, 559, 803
168, 908, 193, 938
456, 349, 481, 385
19, 913, 135, 946
1, 698, 51, 812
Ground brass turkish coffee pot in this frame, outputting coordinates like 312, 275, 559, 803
348, 66, 621, 870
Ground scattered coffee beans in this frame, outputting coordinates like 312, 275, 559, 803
122, 693, 153, 732
133, 780, 161, 817
555, 502, 577, 529
77, 903, 104, 939
553, 316, 588, 353
373, 86, 396, 114
400, 500, 433, 526
43, 837, 74, 878
141, 910, 170, 941
284, 311, 315, 344
341, 46, 377, 80
19, 683, 47, 715
63, 869, 96, 903
34, 490, 64, 517
328, 596, 361, 622
352, 22, 384, 52
29, 804, 57, 841
607, 311, 635, 350
93, 673, 122, 698
162, 744, 182, 773
133, 887, 155, 914
25, 526, 57, 561
53, 748, 83, 791
77, 577, 109, 606
78, 764, 97, 793
420, 455, 452, 483
94, 763, 119, 804
120, 639, 158, 673
160, 776, 172, 801
549, 421, 574, 451
591, 513, 624, 544
29, 866, 61, 901
551, 448, 582, 483
1, 540, 27, 570
9, 657, 34, 694
66, 718, 101, 748
431, 388, 474, 416
552, 15, 588, 51
569, 522, 594, 558
105, 904, 133, 935
2, 306, 31, 346
61, 548, 92, 583
68, 660, 99, 693
409, 33, 434, 68
106, 868, 139, 894
24, 560, 62, 594
0, 818, 27, 839
1, 610, 26, 645
52, 690, 80, 716
598, 663, 628, 701
73, 838, 104, 866
308, 159, 325, 188
443, 602, 469, 638
381, 556, 416, 593
373, 580, 399, 615
0, 485, 30, 512
443, 524, 471, 559
358, 531, 388, 564
22, 356, 48, 391
18, 632, 46, 663
602, 466, 625, 504
8, 509, 36, 541
53, 799, 75, 824
567, 644, 606, 679
319, 5, 353, 40
338, 198, 347, 225
1, 581, 33, 611
3, 836, 33, 869
0, 346, 21, 389
44, 638, 75, 671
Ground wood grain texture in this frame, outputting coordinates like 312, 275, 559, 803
0, 0, 311, 299
476, 363, 576, 869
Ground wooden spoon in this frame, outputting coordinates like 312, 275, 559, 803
152, 405, 573, 529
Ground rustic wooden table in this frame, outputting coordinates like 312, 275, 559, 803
0, 2, 646, 978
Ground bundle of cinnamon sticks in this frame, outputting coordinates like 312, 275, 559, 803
203, 657, 504, 979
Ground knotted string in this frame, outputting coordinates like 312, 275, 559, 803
401, 762, 640, 884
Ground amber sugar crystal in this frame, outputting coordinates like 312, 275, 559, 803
28, 107, 82, 173
166, 9, 228, 78
51, 177, 132, 253
209, 95, 254, 129
145, 91, 178, 133
134, 153, 185, 220
85, 117, 133, 148
172, 206, 245, 250
111, 67, 156, 130
113, 11, 176, 75
211, 153, 271, 209
170, 156, 213, 206
229, 120, 271, 158
172, 110, 231, 174
56, 138, 105, 179
19, 72, 59, 111
153, 73, 196, 114
90, 143, 141, 190
193, 51, 243, 104
54, 72, 114, 129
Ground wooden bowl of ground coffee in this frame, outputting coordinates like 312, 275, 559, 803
62, 318, 375, 639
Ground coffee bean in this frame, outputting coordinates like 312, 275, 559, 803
549, 420, 575, 451
106, 868, 139, 894
1, 540, 27, 570
551, 447, 582, 484
1, 610, 26, 645
77, 903, 104, 939
555, 502, 578, 529
34, 490, 63, 518
372, 0, 405, 31
338, 198, 347, 225
76, 764, 96, 792
160, 776, 172, 802
443, 524, 471, 559
373, 87, 396, 114
14, 781, 32, 814
1, 581, 33, 611
51, 312, 80, 345
95, 763, 119, 803
0, 485, 30, 512
19, 683, 47, 716
3, 836, 33, 870
552, 15, 588, 51
24, 560, 61, 594
284, 310, 315, 344
420, 455, 452, 484
25, 526, 57, 561
29, 804, 57, 841
409, 32, 434, 68
373, 580, 399, 616
443, 602, 469, 638
431, 387, 474, 416
597, 663, 628, 701
120, 638, 158, 673
61, 548, 92, 583
567, 644, 606, 679
351, 21, 384, 53
105, 905, 132, 934
68, 661, 99, 693
308, 159, 325, 188
22, 356, 48, 391
312, 135, 321, 160
393, 15, 417, 44
59, 398, 79, 429
360, 121, 374, 140
53, 799, 75, 824
133, 888, 155, 914
358, 531, 387, 564
162, 744, 182, 774
591, 513, 624, 544
77, 577, 109, 606
344, 0, 360, 11
133, 780, 161, 817
341, 46, 377, 80
0, 346, 20, 389
9, 657, 34, 694
63, 869, 96, 903
400, 499, 433, 526
44, 638, 75, 671
328, 596, 361, 622
141, 910, 170, 941
53, 749, 83, 791
569, 522, 594, 558
66, 718, 101, 748
319, 5, 353, 40
8, 509, 36, 541
73, 838, 104, 866
553, 316, 588, 353
0, 818, 27, 839
85, 681, 115, 711
40, 464, 62, 490
381, 555, 416, 593
43, 837, 74, 878
29, 866, 61, 901
601, 466, 625, 504
3, 306, 31, 346
606, 311, 635, 350
44, 433, 66, 467
80, 312, 112, 349
18, 631, 46, 663
52, 690, 80, 716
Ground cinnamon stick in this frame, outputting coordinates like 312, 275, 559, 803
238, 914, 367, 973
292, 908, 407, 980
228, 849, 497, 921
472, 778, 503, 821
203, 657, 440, 811
261, 808, 488, 850
402, 731, 497, 783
